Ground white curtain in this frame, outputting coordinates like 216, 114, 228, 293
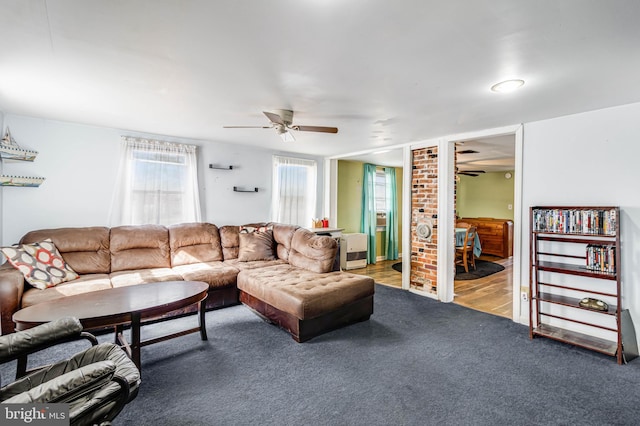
271, 155, 317, 226
109, 137, 201, 226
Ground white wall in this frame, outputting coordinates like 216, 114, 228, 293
521, 101, 640, 345
0, 114, 324, 245
199, 140, 324, 226
0, 110, 4, 244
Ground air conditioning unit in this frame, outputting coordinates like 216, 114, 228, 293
340, 233, 368, 270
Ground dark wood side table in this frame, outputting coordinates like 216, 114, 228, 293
13, 281, 209, 371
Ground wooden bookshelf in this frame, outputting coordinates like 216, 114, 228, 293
529, 206, 637, 364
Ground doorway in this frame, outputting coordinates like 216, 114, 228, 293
328, 124, 523, 323
448, 127, 522, 321
332, 151, 404, 288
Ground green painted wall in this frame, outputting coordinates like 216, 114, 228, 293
456, 170, 515, 220
337, 160, 364, 234
337, 160, 403, 260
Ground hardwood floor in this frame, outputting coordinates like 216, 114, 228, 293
349, 255, 513, 319
454, 254, 513, 319
349, 260, 402, 289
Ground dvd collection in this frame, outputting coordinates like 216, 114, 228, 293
532, 208, 616, 235
586, 244, 616, 274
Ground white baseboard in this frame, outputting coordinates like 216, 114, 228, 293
376, 253, 402, 262
409, 288, 438, 300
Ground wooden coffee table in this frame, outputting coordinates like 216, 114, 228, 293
13, 281, 209, 371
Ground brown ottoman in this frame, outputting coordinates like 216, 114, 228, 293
237, 264, 375, 342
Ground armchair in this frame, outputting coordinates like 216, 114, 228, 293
0, 317, 140, 426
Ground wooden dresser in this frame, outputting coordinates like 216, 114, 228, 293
459, 217, 513, 258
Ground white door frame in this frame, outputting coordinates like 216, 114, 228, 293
326, 123, 524, 323
437, 124, 523, 322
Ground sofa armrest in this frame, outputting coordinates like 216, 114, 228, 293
2, 360, 117, 404
0, 263, 26, 335
0, 317, 86, 362
288, 228, 338, 273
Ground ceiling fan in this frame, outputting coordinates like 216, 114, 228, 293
223, 109, 338, 142
457, 170, 486, 177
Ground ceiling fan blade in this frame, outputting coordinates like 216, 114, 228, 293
458, 172, 479, 177
462, 170, 486, 174
223, 125, 271, 129
291, 125, 338, 133
263, 111, 285, 126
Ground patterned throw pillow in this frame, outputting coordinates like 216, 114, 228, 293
239, 225, 272, 234
1, 239, 79, 289
238, 225, 276, 262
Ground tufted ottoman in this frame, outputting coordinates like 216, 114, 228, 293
237, 264, 375, 342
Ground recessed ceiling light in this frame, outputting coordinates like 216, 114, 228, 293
373, 150, 391, 155
491, 79, 525, 93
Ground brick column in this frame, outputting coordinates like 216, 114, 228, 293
410, 147, 438, 294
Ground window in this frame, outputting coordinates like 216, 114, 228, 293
272, 156, 317, 227
375, 169, 386, 227
110, 137, 201, 226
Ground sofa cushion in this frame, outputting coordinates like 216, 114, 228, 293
20, 227, 111, 274
172, 261, 239, 288
288, 228, 338, 273
110, 225, 171, 272
168, 223, 223, 266
238, 226, 275, 262
219, 226, 240, 260
21, 274, 112, 308
2, 239, 79, 290
224, 258, 287, 270
109, 268, 182, 288
271, 223, 298, 261
237, 264, 375, 320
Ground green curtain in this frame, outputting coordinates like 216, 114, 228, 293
361, 163, 377, 264
385, 167, 398, 260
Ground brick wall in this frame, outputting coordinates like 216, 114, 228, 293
410, 147, 438, 294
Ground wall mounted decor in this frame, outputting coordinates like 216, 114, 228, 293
0, 128, 45, 187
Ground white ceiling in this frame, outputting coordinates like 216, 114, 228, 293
339, 134, 515, 171
1, 1, 640, 159
456, 135, 515, 172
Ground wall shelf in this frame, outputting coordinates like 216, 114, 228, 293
1, 128, 38, 162
1, 129, 44, 187
209, 164, 233, 170
0, 175, 46, 187
233, 186, 258, 193
0, 147, 38, 162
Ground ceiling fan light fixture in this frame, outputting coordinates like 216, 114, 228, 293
491, 79, 525, 93
279, 129, 295, 142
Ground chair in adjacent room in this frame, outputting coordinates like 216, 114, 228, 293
0, 317, 140, 426
455, 226, 478, 273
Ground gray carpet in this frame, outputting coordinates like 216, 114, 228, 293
3, 284, 639, 425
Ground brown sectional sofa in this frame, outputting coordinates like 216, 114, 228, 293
0, 222, 375, 342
